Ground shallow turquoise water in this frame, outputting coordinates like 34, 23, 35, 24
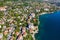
35, 10, 60, 40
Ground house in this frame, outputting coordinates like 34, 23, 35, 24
21, 27, 27, 37
21, 16, 24, 21
40, 12, 47, 15
28, 23, 34, 29
22, 27, 26, 33
36, 6, 40, 12
44, 8, 49, 11
0, 20, 4, 24
9, 36, 14, 40
0, 33, 3, 40
36, 9, 40, 12
0, 25, 1, 28
30, 13, 35, 18
16, 32, 20, 36
3, 26, 6, 30
33, 18, 37, 22
29, 28, 34, 33
3, 29, 8, 35
0, 6, 7, 11
23, 32, 27, 37
17, 34, 23, 40
9, 27, 13, 33
28, 16, 32, 20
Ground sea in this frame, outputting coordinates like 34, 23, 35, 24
35, 10, 60, 40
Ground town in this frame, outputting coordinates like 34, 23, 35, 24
0, 0, 59, 40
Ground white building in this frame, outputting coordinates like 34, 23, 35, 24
0, 33, 3, 39
29, 23, 34, 29
31, 13, 35, 18
44, 8, 49, 11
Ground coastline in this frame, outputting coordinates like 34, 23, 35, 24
33, 26, 38, 40
34, 12, 48, 40
34, 11, 57, 40
0, 1, 59, 40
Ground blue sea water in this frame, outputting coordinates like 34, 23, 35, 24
35, 10, 60, 40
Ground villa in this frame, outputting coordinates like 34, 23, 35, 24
0, 6, 7, 11
23, 32, 27, 37
0, 33, 3, 40
9, 36, 14, 40
0, 25, 1, 28
36, 6, 40, 12
36, 9, 40, 12
29, 28, 34, 34
44, 8, 49, 11
31, 12, 35, 18
3, 26, 6, 29
17, 34, 23, 40
33, 18, 37, 22
0, 20, 4, 24
16, 32, 20, 36
28, 23, 34, 29
3, 29, 8, 35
